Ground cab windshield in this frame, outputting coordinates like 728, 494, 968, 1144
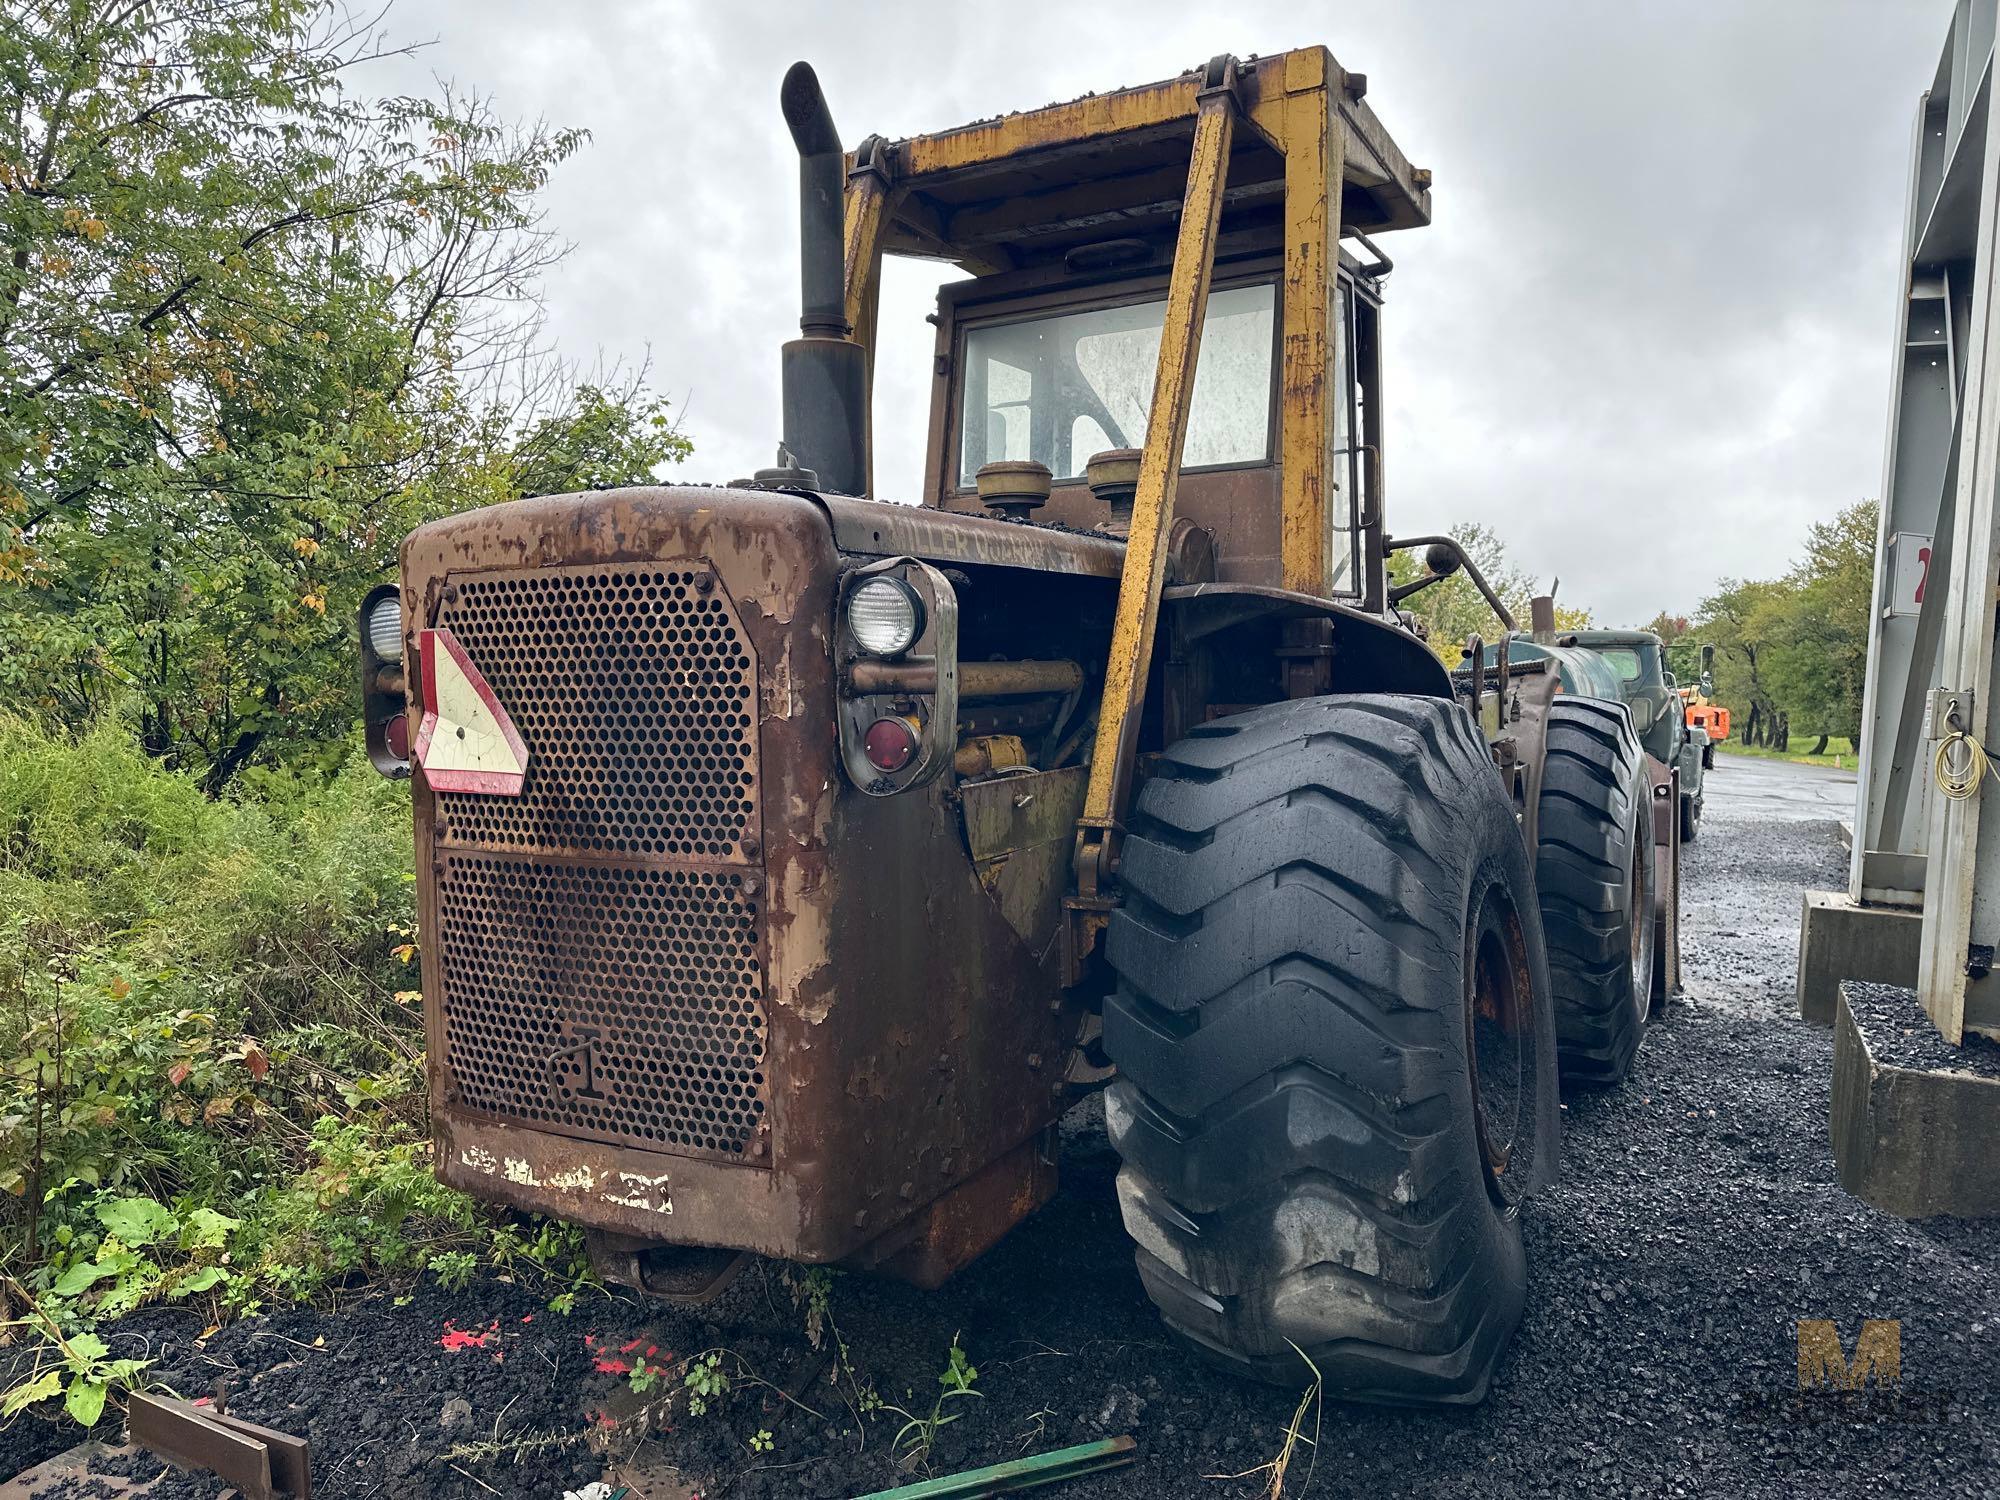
957, 282, 1276, 486
1598, 648, 1645, 683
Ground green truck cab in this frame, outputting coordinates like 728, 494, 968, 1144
1495, 629, 1708, 839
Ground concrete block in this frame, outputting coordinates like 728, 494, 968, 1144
1796, 891, 1921, 1026
1832, 981, 2000, 1219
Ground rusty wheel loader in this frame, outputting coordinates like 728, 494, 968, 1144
359, 48, 1680, 1404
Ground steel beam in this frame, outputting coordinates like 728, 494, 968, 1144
1069, 58, 1238, 916
1278, 49, 1348, 596
843, 139, 893, 497
1847, 2, 2000, 1045
1921, 12, 2000, 1043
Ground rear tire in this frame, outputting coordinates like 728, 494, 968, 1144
1535, 699, 1654, 1088
1103, 694, 1559, 1404
1680, 792, 1701, 843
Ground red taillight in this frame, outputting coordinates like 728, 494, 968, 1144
385, 713, 410, 762
863, 716, 917, 772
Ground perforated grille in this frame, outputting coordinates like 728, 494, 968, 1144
437, 854, 769, 1159
432, 565, 758, 860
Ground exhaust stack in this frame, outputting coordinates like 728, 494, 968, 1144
1529, 594, 1557, 645
778, 62, 868, 496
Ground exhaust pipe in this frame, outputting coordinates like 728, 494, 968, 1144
778, 62, 868, 496
1529, 594, 1557, 645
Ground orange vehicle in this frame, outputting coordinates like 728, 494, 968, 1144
1687, 700, 1730, 744
1673, 643, 1727, 756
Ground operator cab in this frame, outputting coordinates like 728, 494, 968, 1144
830, 48, 1433, 612
931, 249, 1381, 597
1501, 630, 1681, 762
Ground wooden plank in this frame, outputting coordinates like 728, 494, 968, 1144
127, 1393, 276, 1499
0, 1441, 156, 1498
209, 1411, 311, 1498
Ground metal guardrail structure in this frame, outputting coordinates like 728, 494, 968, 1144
1846, 0, 2000, 1045
1805, 0, 2000, 1221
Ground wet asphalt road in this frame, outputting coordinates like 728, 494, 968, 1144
1679, 752, 1854, 1022
1706, 751, 1857, 824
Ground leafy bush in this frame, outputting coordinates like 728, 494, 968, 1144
0, 720, 420, 1215
0, 719, 587, 1364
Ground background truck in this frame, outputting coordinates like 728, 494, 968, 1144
1496, 628, 1709, 839
358, 48, 1681, 1404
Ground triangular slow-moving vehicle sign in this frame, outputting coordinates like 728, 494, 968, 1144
414, 627, 530, 795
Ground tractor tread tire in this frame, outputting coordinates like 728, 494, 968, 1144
1536, 699, 1652, 1087
1104, 693, 1557, 1405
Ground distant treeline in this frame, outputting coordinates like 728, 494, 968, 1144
1652, 500, 1874, 756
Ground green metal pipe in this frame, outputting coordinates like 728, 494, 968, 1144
853, 1435, 1136, 1498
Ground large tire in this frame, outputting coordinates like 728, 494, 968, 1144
1535, 699, 1655, 1087
1680, 792, 1701, 843
1103, 695, 1559, 1405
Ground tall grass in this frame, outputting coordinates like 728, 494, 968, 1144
0, 720, 584, 1336
0, 719, 416, 988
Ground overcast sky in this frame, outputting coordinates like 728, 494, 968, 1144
369, 1, 1943, 626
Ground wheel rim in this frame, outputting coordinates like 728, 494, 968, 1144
1629, 798, 1657, 1017
1466, 880, 1536, 1211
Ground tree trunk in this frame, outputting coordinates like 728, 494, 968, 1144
1810, 733, 1829, 756
201, 681, 280, 796
201, 728, 266, 797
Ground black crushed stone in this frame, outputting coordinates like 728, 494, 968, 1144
1844, 981, 2000, 1077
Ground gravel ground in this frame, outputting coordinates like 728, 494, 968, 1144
6, 753, 1998, 1498
1846, 981, 2000, 1075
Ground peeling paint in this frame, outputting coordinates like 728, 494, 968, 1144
767, 632, 798, 721
460, 1144, 670, 1215
603, 1171, 675, 1215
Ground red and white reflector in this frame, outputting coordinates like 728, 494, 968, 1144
413, 627, 530, 795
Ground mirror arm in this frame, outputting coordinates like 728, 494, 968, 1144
1385, 534, 1518, 633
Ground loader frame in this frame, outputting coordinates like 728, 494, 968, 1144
375, 46, 1644, 1308
833, 49, 1435, 976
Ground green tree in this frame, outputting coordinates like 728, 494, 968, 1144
1, 1, 688, 788
1645, 611, 1691, 644
1766, 500, 1876, 749
1690, 501, 1876, 752
1695, 577, 1794, 746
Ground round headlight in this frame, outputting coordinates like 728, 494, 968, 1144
848, 577, 923, 657
365, 593, 404, 664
